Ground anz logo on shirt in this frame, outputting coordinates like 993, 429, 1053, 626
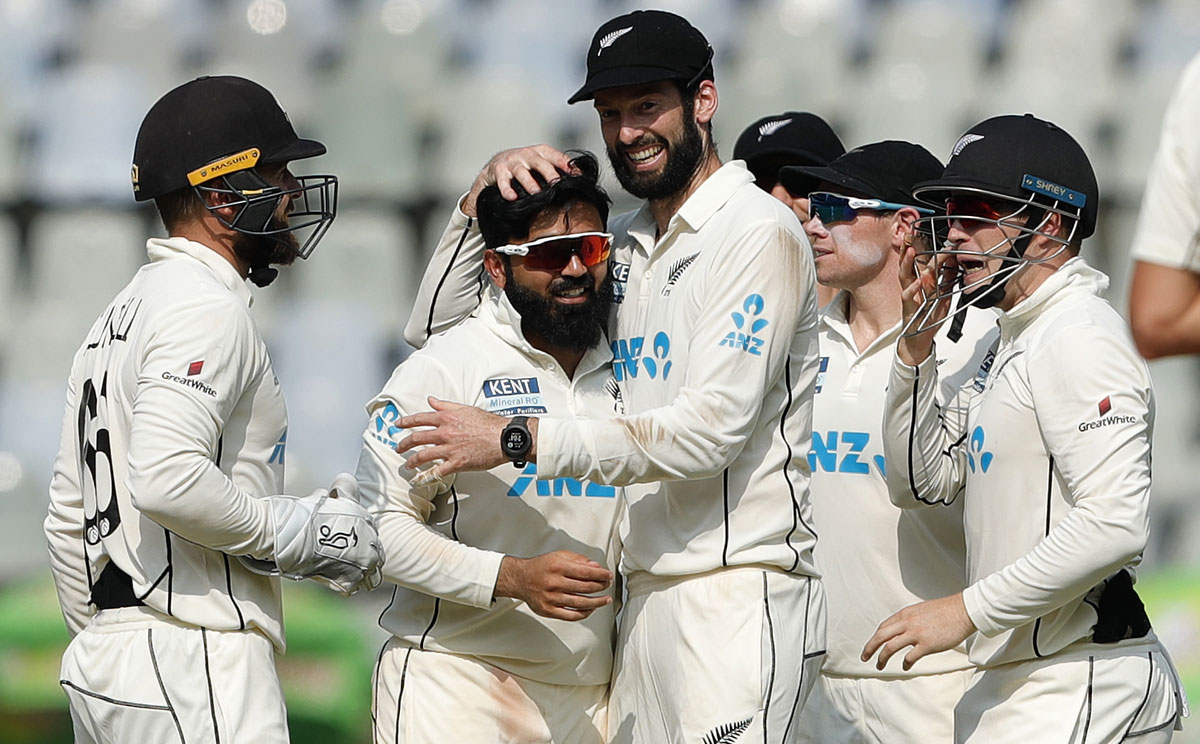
611, 332, 672, 382
809, 430, 886, 476
719, 293, 769, 355
967, 426, 993, 473
372, 402, 404, 448
507, 463, 616, 498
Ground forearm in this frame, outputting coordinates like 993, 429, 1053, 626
882, 351, 968, 508
45, 479, 92, 636
377, 508, 504, 608
1129, 261, 1200, 359
403, 195, 487, 348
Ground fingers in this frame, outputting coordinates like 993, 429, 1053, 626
489, 146, 572, 201
395, 411, 443, 430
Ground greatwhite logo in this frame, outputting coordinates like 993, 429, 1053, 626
757, 118, 792, 141
952, 133, 984, 157
598, 26, 633, 54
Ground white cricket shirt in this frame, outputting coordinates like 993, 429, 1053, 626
45, 238, 286, 648
537, 162, 821, 581
812, 293, 997, 677
1131, 50, 1200, 272
357, 291, 622, 686
883, 258, 1159, 668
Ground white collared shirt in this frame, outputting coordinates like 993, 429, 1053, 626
884, 258, 1158, 668
45, 237, 288, 648
358, 290, 623, 686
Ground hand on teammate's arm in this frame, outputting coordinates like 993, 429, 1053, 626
494, 551, 613, 621
462, 145, 575, 215
860, 593, 976, 672
396, 397, 536, 483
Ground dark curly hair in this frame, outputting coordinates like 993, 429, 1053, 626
476, 151, 611, 249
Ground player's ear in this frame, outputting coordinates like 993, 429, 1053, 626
892, 208, 919, 251
484, 249, 508, 289
693, 80, 717, 126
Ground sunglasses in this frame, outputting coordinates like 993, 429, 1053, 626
496, 232, 613, 271
809, 192, 933, 225
944, 196, 1014, 222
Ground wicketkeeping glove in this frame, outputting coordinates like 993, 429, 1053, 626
241, 473, 385, 595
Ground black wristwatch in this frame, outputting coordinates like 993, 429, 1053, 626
500, 416, 533, 468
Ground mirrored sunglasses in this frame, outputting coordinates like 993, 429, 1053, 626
944, 196, 1013, 222
496, 232, 612, 271
809, 192, 933, 225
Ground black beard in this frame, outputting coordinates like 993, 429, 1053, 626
232, 216, 300, 270
504, 269, 613, 353
607, 119, 705, 200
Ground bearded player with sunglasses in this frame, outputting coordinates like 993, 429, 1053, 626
862, 115, 1188, 741
354, 152, 623, 743
772, 141, 999, 744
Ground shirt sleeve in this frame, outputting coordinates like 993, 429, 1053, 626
537, 220, 811, 485
962, 322, 1153, 636
125, 296, 275, 559
403, 195, 488, 348
881, 349, 973, 509
355, 354, 504, 609
44, 368, 93, 636
1131, 53, 1200, 272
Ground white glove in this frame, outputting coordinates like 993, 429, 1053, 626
241, 474, 385, 595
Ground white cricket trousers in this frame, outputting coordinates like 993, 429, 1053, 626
59, 606, 289, 744
956, 643, 1188, 743
371, 639, 608, 744
608, 567, 826, 744
795, 668, 973, 743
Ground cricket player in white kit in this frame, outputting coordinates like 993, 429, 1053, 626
863, 114, 1189, 742
44, 76, 383, 744
358, 153, 621, 743
1129, 50, 1200, 359
396, 11, 825, 744
779, 142, 998, 743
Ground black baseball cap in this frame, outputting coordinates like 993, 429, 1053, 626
132, 75, 326, 202
913, 114, 1098, 238
568, 10, 713, 105
733, 112, 845, 190
780, 140, 943, 206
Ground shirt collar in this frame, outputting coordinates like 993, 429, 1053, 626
818, 290, 903, 357
998, 256, 1110, 339
622, 160, 756, 252
145, 237, 254, 307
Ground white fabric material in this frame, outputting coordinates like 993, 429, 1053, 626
59, 606, 288, 744
538, 162, 821, 578
883, 257, 1160, 668
796, 669, 973, 744
811, 292, 998, 677
402, 193, 484, 349
371, 639, 607, 744
1131, 51, 1200, 272
45, 237, 288, 649
357, 291, 622, 686
608, 567, 825, 744
954, 645, 1185, 743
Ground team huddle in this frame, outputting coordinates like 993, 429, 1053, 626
43, 8, 1191, 744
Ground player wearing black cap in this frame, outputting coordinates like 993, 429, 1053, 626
396, 9, 825, 744
864, 115, 1188, 741
785, 141, 998, 744
45, 76, 381, 744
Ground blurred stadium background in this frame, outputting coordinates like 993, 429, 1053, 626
0, 0, 1197, 740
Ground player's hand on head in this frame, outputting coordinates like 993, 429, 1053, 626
463, 145, 575, 215
860, 593, 975, 672
495, 551, 614, 621
397, 397, 516, 484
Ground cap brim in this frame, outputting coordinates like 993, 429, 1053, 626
779, 164, 880, 199
568, 65, 689, 104
263, 137, 327, 164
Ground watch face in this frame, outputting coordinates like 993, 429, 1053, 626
504, 428, 528, 454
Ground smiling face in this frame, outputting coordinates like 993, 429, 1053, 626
593, 81, 707, 200
485, 201, 612, 353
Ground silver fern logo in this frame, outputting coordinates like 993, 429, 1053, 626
662, 252, 700, 296
952, 133, 984, 157
703, 717, 753, 744
757, 118, 793, 141
597, 26, 633, 54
